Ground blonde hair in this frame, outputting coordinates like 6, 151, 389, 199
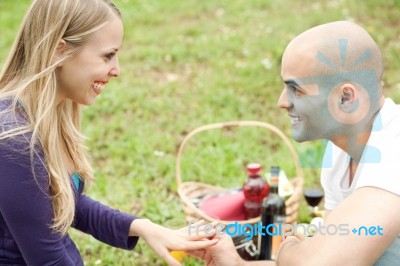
0, 0, 121, 235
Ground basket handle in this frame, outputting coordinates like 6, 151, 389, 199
176, 120, 303, 186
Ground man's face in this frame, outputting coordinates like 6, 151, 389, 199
278, 47, 335, 142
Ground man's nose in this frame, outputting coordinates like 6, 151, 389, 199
277, 88, 292, 109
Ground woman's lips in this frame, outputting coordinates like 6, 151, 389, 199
91, 82, 106, 95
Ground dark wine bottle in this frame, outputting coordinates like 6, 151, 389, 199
258, 166, 286, 260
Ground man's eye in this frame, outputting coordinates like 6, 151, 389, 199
287, 85, 296, 92
289, 85, 303, 95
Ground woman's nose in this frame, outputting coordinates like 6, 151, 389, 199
109, 57, 120, 77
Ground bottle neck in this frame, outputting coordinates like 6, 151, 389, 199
270, 184, 278, 194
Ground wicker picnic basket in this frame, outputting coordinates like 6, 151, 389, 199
176, 121, 304, 226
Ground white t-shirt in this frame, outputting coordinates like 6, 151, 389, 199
320, 98, 400, 265
321, 98, 400, 210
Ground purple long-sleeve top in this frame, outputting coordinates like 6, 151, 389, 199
0, 99, 139, 265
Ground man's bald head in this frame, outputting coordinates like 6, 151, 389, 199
278, 21, 385, 143
282, 21, 383, 83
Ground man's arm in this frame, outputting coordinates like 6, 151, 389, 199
324, 209, 331, 218
276, 186, 400, 265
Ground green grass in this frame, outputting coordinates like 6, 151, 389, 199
1, 0, 400, 265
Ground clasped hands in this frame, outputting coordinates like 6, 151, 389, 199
131, 218, 303, 266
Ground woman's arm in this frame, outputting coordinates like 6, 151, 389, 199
74, 194, 219, 266
73, 193, 139, 249
0, 139, 77, 265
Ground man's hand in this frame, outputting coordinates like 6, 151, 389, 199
186, 233, 245, 266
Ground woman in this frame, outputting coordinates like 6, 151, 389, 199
0, 0, 217, 265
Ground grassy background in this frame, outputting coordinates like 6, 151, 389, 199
1, 0, 400, 265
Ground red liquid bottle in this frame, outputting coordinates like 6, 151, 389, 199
243, 163, 270, 219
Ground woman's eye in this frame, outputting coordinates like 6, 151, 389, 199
105, 53, 116, 61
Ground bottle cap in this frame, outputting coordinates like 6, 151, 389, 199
270, 166, 280, 185
270, 166, 280, 176
247, 163, 261, 176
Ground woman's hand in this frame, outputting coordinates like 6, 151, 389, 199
129, 219, 219, 266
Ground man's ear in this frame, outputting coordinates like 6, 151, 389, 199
54, 39, 67, 66
328, 82, 369, 125
339, 83, 357, 113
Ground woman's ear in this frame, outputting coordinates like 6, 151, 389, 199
54, 39, 67, 67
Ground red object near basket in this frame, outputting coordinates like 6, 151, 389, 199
176, 121, 304, 226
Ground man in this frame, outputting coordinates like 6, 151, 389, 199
189, 21, 400, 265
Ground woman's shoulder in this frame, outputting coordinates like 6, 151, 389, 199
0, 98, 33, 152
0, 98, 14, 111
0, 98, 29, 130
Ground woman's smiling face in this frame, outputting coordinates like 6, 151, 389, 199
55, 16, 123, 105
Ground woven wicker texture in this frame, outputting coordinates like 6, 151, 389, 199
176, 121, 304, 225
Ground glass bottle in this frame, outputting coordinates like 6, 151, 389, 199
243, 163, 270, 219
259, 166, 286, 260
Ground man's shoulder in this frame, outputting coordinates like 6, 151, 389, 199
382, 98, 400, 119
